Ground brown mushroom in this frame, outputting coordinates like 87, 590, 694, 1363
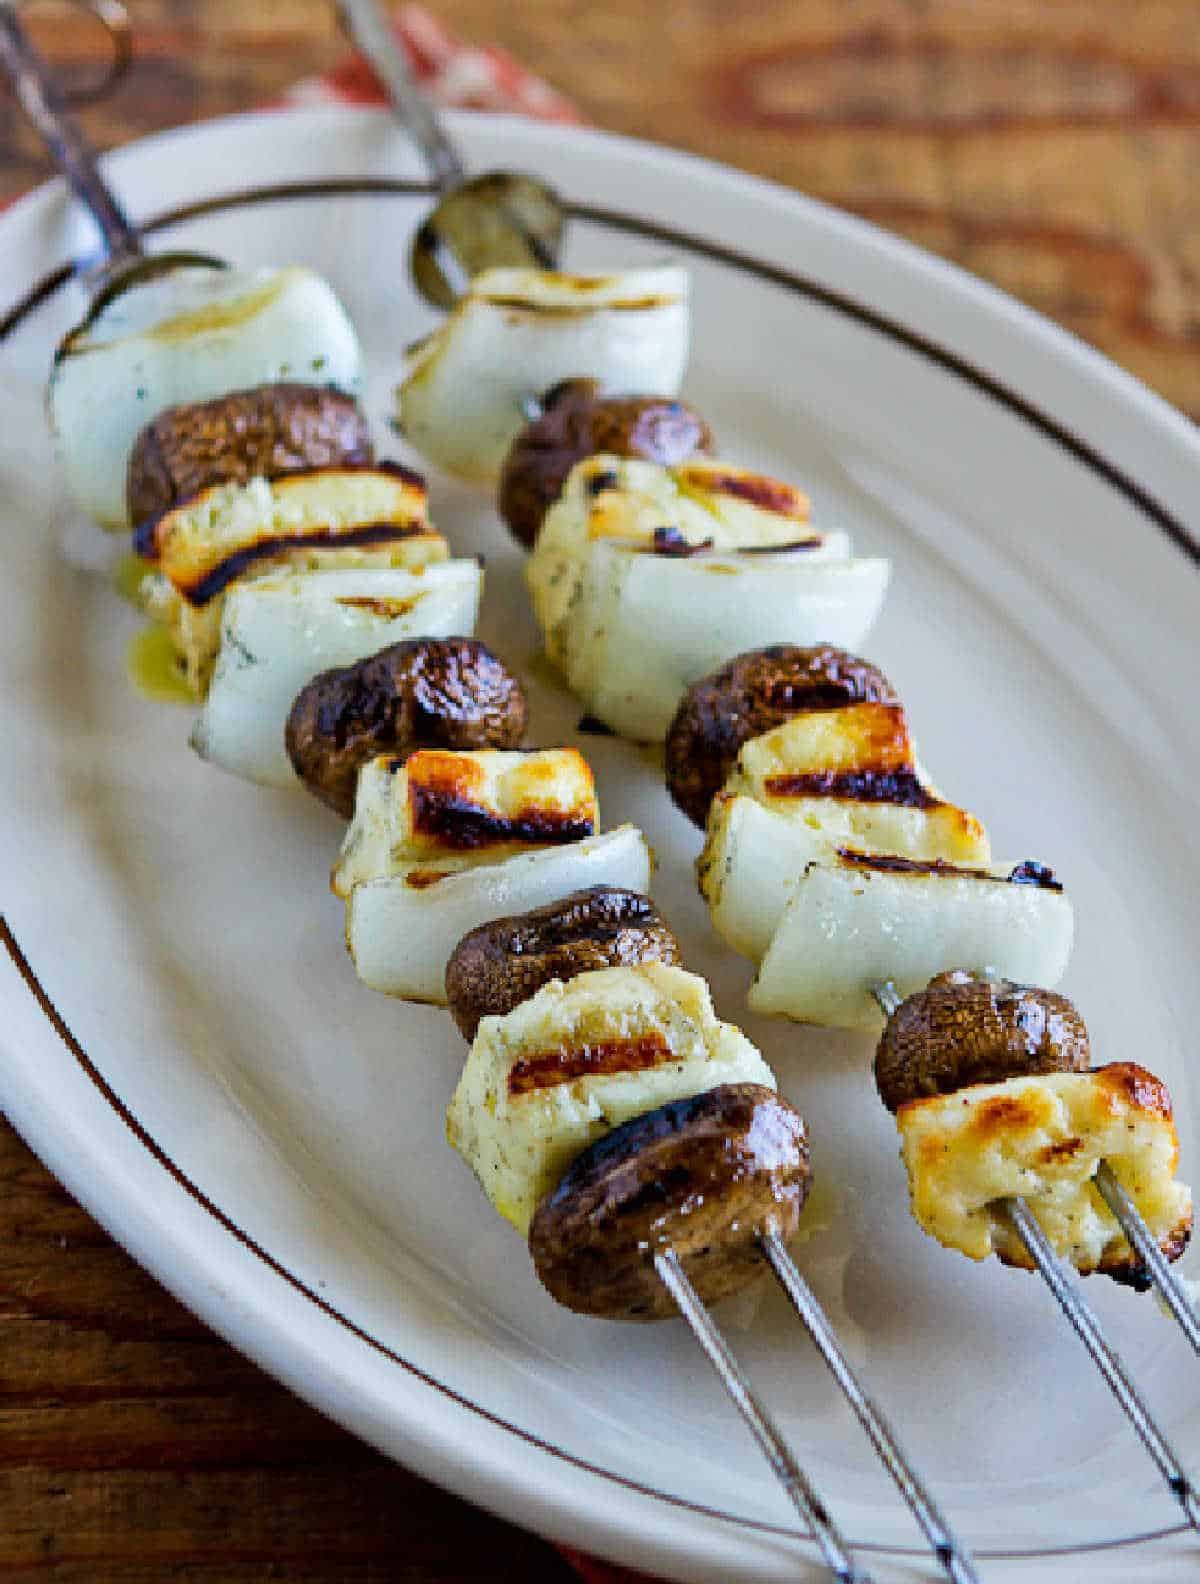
496, 377, 713, 549
664, 645, 898, 828
127, 382, 373, 528
445, 887, 681, 1042
286, 637, 527, 818
874, 970, 1091, 1113
529, 1083, 810, 1321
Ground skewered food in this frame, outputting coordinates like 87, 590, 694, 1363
335, 748, 652, 1002
527, 456, 889, 740
676, 648, 1075, 1024
285, 632, 521, 816
136, 464, 445, 697
666, 644, 897, 829
874, 969, 1090, 1111
446, 961, 777, 1233
398, 267, 691, 482
190, 567, 486, 792
529, 1083, 809, 1320
127, 381, 373, 527
50, 264, 362, 531
497, 377, 712, 548
445, 886, 680, 1041
877, 977, 1192, 1284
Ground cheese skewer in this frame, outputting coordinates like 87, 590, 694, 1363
873, 978, 1200, 1534
449, 909, 981, 1583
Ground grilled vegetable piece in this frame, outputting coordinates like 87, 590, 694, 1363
445, 887, 681, 1041
497, 378, 712, 548
530, 1084, 810, 1321
50, 264, 362, 531
446, 963, 777, 1233
666, 645, 898, 828
127, 381, 372, 527
896, 1064, 1192, 1285
137, 465, 444, 698
348, 826, 653, 1004
286, 634, 522, 817
190, 564, 483, 791
874, 971, 1091, 1112
398, 267, 691, 482
748, 852, 1074, 1031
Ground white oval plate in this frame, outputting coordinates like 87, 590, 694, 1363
2, 108, 1200, 1584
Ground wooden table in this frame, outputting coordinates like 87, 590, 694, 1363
2, 3, 1198, 1577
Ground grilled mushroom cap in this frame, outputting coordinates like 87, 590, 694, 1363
444, 887, 681, 1042
126, 382, 373, 528
286, 637, 527, 818
874, 970, 1091, 1113
496, 377, 713, 549
529, 1083, 810, 1321
664, 644, 898, 828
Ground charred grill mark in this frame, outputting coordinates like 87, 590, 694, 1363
482, 295, 676, 314
178, 521, 432, 606
765, 768, 942, 807
836, 848, 1001, 881
508, 1033, 673, 1095
680, 467, 809, 517
1008, 860, 1065, 891
333, 595, 422, 619
737, 538, 824, 554
409, 786, 596, 851
650, 526, 714, 556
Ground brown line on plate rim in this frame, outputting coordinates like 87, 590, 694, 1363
1, 175, 1197, 1558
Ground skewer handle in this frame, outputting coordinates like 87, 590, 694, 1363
760, 1233, 981, 1584
0, 0, 141, 266
1004, 1194, 1200, 1533
652, 1246, 874, 1584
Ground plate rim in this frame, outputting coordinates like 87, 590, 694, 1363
2, 104, 1198, 1580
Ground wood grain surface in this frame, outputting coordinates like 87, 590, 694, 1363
2, 2, 1199, 1579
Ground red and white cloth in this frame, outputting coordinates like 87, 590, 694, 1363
277, 4, 580, 124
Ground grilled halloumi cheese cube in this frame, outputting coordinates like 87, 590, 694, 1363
896, 1066, 1193, 1281
138, 465, 446, 697
333, 747, 600, 898
527, 453, 831, 671
748, 852, 1074, 1030
190, 561, 483, 788
725, 704, 989, 865
446, 962, 776, 1233
49, 264, 362, 531
398, 267, 690, 482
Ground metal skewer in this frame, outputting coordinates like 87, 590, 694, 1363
653, 1246, 875, 1584
760, 1233, 981, 1584
655, 1221, 983, 1581
1094, 1159, 1200, 1358
872, 979, 1200, 1533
